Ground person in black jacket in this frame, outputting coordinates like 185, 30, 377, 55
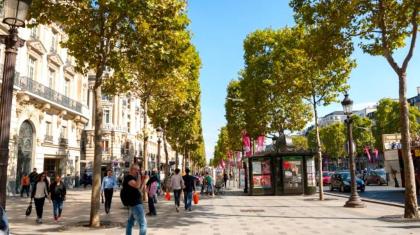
49, 175, 66, 222
182, 168, 196, 211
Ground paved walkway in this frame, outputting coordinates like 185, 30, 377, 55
5, 186, 420, 235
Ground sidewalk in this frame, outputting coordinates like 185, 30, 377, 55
6, 186, 420, 235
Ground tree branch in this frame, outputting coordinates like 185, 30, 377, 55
401, 4, 418, 72
378, 0, 401, 75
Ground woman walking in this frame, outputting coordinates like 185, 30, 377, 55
170, 169, 184, 212
50, 175, 66, 222
31, 173, 50, 224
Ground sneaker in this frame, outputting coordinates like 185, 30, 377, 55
176, 207, 179, 213
188, 208, 192, 211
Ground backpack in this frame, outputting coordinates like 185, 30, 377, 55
120, 177, 130, 206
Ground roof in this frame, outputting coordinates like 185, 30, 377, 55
323, 111, 345, 117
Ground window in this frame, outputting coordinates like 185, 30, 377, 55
51, 31, 58, 52
46, 122, 52, 136
64, 79, 70, 96
61, 126, 67, 139
102, 140, 109, 153
104, 110, 110, 124
28, 57, 36, 80
30, 26, 38, 39
48, 69, 55, 89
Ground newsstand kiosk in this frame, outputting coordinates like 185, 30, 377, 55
244, 151, 317, 196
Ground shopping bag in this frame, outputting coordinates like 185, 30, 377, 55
193, 192, 199, 205
25, 199, 32, 216
165, 191, 171, 201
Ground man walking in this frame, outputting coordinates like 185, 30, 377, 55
28, 168, 38, 193
146, 169, 158, 216
101, 169, 117, 214
20, 173, 30, 197
124, 165, 147, 235
182, 168, 196, 211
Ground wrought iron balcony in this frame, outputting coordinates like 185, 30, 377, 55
13, 76, 83, 113
59, 137, 68, 146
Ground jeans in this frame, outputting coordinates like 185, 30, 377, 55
183, 191, 193, 210
104, 188, 114, 213
20, 185, 30, 197
207, 184, 213, 194
126, 204, 147, 235
53, 200, 64, 218
173, 189, 182, 207
147, 196, 156, 215
34, 197, 45, 219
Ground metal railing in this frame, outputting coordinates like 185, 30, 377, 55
59, 137, 68, 146
13, 76, 83, 113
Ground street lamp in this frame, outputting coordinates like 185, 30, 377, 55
341, 93, 366, 208
156, 127, 163, 173
0, 0, 32, 209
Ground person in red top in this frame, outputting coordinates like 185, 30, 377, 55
20, 173, 30, 197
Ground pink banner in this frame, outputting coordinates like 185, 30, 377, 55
256, 135, 265, 152
242, 131, 251, 157
374, 148, 379, 159
364, 147, 371, 161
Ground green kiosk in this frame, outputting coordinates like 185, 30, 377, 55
244, 151, 316, 196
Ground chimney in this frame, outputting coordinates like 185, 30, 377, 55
417, 87, 420, 95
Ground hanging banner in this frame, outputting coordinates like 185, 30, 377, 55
242, 131, 252, 157
256, 135, 265, 152
364, 147, 371, 162
374, 148, 379, 159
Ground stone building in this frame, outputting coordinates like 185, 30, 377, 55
0, 22, 89, 194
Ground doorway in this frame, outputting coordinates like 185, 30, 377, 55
16, 121, 34, 193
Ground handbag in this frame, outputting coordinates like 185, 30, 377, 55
164, 191, 171, 201
193, 192, 199, 205
25, 199, 32, 216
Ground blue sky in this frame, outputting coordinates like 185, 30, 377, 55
187, 0, 420, 161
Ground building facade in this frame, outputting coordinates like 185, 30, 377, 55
0, 22, 90, 195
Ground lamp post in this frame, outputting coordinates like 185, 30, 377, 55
156, 127, 162, 173
0, 0, 32, 209
342, 93, 366, 208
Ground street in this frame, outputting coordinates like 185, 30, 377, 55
5, 186, 420, 235
327, 185, 420, 206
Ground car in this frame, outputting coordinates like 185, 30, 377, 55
330, 171, 365, 193
365, 169, 388, 186
322, 171, 332, 185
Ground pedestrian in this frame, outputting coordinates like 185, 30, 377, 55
43, 171, 51, 187
82, 170, 89, 189
101, 169, 117, 214
50, 175, 66, 222
124, 164, 147, 235
205, 172, 213, 195
20, 173, 30, 197
0, 205, 9, 235
223, 172, 228, 188
146, 169, 158, 216
391, 167, 399, 187
170, 168, 184, 212
31, 173, 50, 224
182, 168, 196, 211
28, 168, 38, 193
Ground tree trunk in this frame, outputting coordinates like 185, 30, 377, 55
399, 72, 419, 218
182, 147, 186, 172
142, 100, 148, 171
313, 95, 324, 200
163, 134, 169, 191
278, 129, 287, 152
175, 151, 179, 169
90, 78, 103, 227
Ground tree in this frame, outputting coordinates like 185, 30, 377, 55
225, 80, 245, 152
351, 116, 375, 156
30, 0, 143, 227
292, 135, 309, 150
240, 28, 312, 145
291, 0, 419, 218
320, 123, 346, 161
373, 98, 420, 151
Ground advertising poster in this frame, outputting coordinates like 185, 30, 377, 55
252, 161, 261, 174
253, 175, 262, 188
260, 175, 271, 188
262, 159, 271, 174
239, 169, 245, 188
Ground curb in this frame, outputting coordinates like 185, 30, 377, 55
324, 192, 420, 210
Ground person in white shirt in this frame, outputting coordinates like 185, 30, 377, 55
31, 173, 50, 224
170, 168, 184, 212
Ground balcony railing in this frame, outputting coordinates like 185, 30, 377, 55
44, 135, 53, 142
14, 76, 83, 113
59, 137, 68, 146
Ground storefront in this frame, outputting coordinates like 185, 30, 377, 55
244, 152, 316, 196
